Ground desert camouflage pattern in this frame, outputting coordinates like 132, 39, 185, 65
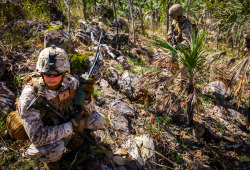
19, 73, 105, 163
36, 47, 70, 73
167, 17, 192, 48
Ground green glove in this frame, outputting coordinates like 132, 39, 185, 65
82, 77, 95, 99
70, 116, 88, 132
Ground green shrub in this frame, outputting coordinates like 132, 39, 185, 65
69, 53, 89, 74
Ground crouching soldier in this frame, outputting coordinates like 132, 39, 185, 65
167, 3, 193, 83
6, 46, 105, 169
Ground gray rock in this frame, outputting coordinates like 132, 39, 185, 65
116, 166, 126, 170
50, 21, 63, 27
118, 71, 138, 99
100, 79, 109, 88
110, 18, 129, 33
113, 156, 126, 166
0, 56, 6, 80
96, 4, 114, 20
110, 101, 135, 117
44, 30, 75, 54
117, 56, 129, 69
75, 29, 92, 45
125, 160, 140, 170
122, 135, 156, 166
105, 67, 119, 87
0, 82, 15, 115
204, 81, 230, 99
109, 113, 129, 133
4, 20, 47, 42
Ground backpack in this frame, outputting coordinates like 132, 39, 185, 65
6, 72, 43, 140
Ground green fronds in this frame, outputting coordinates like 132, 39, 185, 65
154, 30, 207, 79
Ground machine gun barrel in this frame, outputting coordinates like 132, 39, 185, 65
27, 95, 67, 122
88, 30, 104, 78
74, 30, 104, 105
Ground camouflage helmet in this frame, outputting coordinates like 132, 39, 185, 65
169, 4, 184, 18
36, 46, 70, 73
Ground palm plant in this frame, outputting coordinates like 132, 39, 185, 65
213, 0, 250, 49
154, 30, 207, 126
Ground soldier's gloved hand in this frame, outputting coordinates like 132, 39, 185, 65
82, 76, 95, 99
70, 116, 88, 132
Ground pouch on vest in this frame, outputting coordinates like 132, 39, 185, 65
6, 111, 29, 140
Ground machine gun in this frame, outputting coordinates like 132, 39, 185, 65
74, 30, 104, 105
27, 95, 68, 123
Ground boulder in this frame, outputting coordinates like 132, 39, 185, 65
104, 67, 119, 87
110, 18, 129, 33
96, 4, 114, 20
104, 34, 131, 48
74, 29, 92, 45
44, 30, 75, 54
0, 82, 15, 115
4, 20, 47, 42
113, 156, 126, 166
203, 81, 230, 99
122, 135, 156, 166
110, 101, 135, 117
109, 111, 129, 133
117, 56, 129, 69
0, 56, 6, 80
118, 71, 138, 99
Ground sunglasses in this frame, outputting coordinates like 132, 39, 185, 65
43, 72, 63, 77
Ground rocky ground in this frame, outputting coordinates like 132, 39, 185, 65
0, 17, 249, 170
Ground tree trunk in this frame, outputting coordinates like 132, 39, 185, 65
187, 73, 194, 126
82, 0, 87, 21
216, 24, 220, 50
19, 0, 26, 20
238, 26, 243, 55
140, 7, 144, 34
166, 0, 171, 34
112, 0, 120, 49
129, 0, 135, 44
68, 0, 71, 40
151, 0, 154, 34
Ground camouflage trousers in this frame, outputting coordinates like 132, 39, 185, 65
25, 111, 105, 163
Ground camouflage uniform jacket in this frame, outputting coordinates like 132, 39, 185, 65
18, 73, 105, 162
167, 16, 192, 48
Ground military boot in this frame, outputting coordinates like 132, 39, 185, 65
44, 161, 60, 170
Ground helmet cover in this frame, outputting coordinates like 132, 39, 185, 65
169, 4, 184, 18
36, 46, 70, 73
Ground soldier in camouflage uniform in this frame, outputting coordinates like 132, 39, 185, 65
18, 46, 105, 169
167, 4, 192, 84
167, 4, 192, 48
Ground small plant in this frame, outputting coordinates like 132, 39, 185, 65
69, 53, 89, 74
115, 63, 124, 73
44, 24, 63, 35
91, 87, 102, 100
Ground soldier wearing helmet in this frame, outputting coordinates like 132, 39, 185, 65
14, 46, 105, 169
167, 4, 193, 85
167, 4, 192, 48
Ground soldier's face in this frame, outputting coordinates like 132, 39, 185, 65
43, 74, 63, 87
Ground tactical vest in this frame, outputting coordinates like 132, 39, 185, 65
6, 72, 77, 139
